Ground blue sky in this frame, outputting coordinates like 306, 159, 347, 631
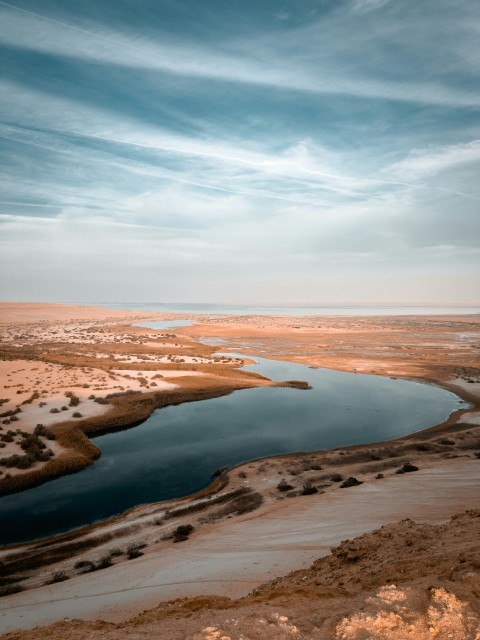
0, 0, 479, 304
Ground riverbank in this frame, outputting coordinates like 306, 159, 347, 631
1, 448, 479, 636
0, 304, 275, 496
0, 304, 478, 637
1, 306, 478, 500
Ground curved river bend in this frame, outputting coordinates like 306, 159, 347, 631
0, 321, 467, 545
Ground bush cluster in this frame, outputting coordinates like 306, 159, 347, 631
277, 479, 293, 492
0, 427, 55, 470
173, 524, 194, 543
65, 391, 80, 407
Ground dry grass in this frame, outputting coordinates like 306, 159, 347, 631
0, 524, 142, 578
199, 491, 264, 524
160, 487, 254, 522
0, 379, 266, 497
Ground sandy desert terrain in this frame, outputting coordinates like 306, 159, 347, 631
0, 303, 479, 639
0, 304, 277, 494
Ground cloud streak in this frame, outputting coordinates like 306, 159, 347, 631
0, 0, 478, 304
1, 0, 478, 107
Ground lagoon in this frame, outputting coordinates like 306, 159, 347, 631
0, 344, 466, 545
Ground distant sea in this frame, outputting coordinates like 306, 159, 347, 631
90, 302, 480, 316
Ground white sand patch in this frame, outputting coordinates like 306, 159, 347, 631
109, 370, 178, 387
112, 355, 171, 364
18, 396, 110, 427
143, 341, 188, 348
0, 361, 175, 478
449, 377, 480, 397
0, 360, 122, 421
114, 355, 216, 364
461, 410, 480, 425
111, 369, 205, 379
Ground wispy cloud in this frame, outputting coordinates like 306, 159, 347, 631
384, 140, 480, 180
0, 1, 478, 107
351, 0, 392, 13
0, 0, 478, 304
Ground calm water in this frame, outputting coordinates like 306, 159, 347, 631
93, 302, 479, 316
133, 319, 193, 329
0, 350, 466, 545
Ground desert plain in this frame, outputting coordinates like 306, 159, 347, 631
0, 302, 479, 639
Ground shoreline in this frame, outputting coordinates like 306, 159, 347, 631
0, 303, 478, 539
0, 303, 478, 635
1, 457, 479, 634
0, 348, 474, 548
0, 303, 275, 498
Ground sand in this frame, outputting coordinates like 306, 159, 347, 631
1, 457, 478, 634
0, 303, 479, 638
0, 303, 271, 493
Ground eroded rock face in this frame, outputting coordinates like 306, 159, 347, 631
191, 586, 480, 639
194, 613, 302, 640
336, 585, 480, 640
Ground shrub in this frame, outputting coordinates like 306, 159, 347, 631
74, 560, 95, 573
211, 466, 228, 478
199, 492, 264, 524
301, 482, 318, 495
396, 463, 419, 474
94, 556, 112, 571
126, 543, 146, 559
173, 524, 194, 542
162, 487, 253, 521
277, 479, 293, 492
330, 474, 343, 483
414, 443, 431, 452
15, 455, 33, 469
45, 571, 69, 584
69, 396, 80, 407
21, 391, 40, 405
340, 477, 363, 488
0, 584, 23, 597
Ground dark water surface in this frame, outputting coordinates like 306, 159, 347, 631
0, 338, 466, 545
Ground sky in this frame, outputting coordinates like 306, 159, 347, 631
0, 0, 479, 306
